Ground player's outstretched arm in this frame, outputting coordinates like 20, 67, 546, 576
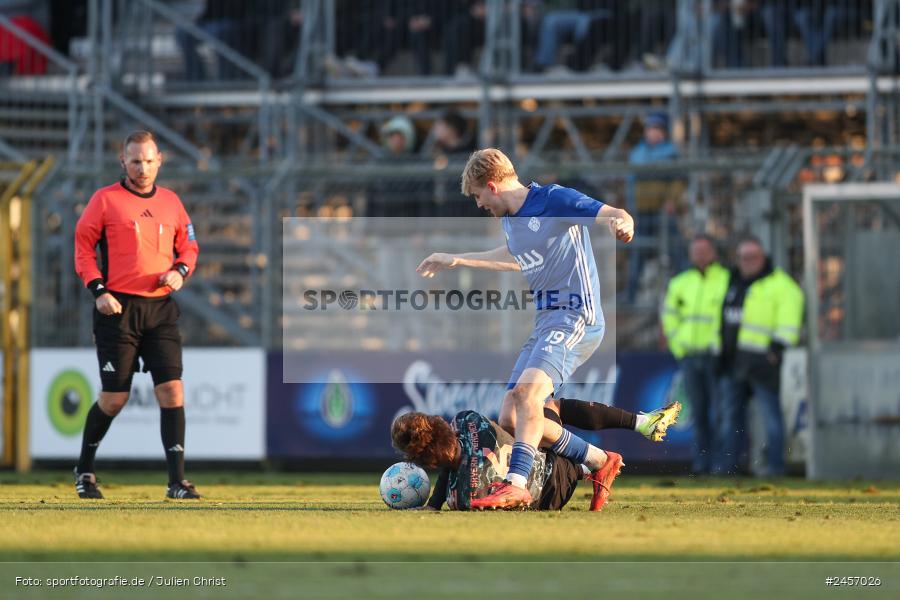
595, 205, 635, 243
416, 468, 450, 511
416, 245, 520, 278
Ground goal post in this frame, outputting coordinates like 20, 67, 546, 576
803, 183, 900, 479
1, 157, 51, 471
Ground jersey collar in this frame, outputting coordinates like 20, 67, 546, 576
120, 178, 157, 199
509, 182, 542, 217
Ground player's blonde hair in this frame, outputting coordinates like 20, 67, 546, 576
460, 148, 518, 196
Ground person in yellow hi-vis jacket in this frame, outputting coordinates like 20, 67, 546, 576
717, 236, 804, 476
662, 235, 730, 474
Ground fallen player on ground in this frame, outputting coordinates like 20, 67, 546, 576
391, 399, 680, 511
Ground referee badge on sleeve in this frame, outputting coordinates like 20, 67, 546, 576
187, 223, 196, 241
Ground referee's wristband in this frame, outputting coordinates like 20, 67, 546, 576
173, 262, 190, 278
87, 279, 109, 299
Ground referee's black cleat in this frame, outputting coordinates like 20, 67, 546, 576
166, 480, 201, 499
74, 468, 104, 499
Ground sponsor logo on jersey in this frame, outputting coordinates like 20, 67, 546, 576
187, 223, 196, 241
528, 217, 541, 232
514, 250, 544, 272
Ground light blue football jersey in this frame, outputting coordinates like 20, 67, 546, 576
501, 182, 603, 326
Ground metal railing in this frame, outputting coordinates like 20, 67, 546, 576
28, 152, 771, 349
94, 0, 274, 166
1, 0, 897, 353
301, 0, 874, 82
323, 0, 679, 81
0, 14, 84, 166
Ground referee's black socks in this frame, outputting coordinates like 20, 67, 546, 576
160, 406, 186, 485
76, 402, 115, 474
558, 398, 637, 431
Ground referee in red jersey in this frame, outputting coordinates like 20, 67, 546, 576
73, 130, 200, 500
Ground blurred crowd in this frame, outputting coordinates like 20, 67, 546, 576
0, 0, 871, 79
710, 0, 866, 69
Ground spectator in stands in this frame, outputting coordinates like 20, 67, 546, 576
793, 0, 855, 66
442, 1, 487, 77
662, 235, 730, 475
634, 0, 675, 71
0, 10, 50, 76
381, 115, 417, 156
441, 1, 539, 77
406, 1, 440, 76
433, 109, 477, 156
716, 235, 804, 477
177, 0, 256, 81
367, 115, 432, 217
712, 0, 856, 69
257, 0, 302, 78
711, 1, 759, 68
759, 0, 790, 67
625, 111, 682, 304
335, 0, 438, 77
532, 0, 612, 74
328, 0, 379, 78
710, 1, 788, 68
431, 109, 481, 216
1, 0, 49, 74
48, 0, 86, 58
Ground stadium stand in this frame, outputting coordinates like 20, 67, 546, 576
0, 0, 896, 352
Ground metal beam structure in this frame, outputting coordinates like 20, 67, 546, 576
121, 0, 880, 173
1, 0, 897, 348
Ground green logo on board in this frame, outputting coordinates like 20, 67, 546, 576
320, 370, 353, 428
47, 370, 93, 436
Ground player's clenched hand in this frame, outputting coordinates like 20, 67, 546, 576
416, 253, 458, 278
608, 214, 635, 243
159, 270, 184, 291
96, 293, 122, 315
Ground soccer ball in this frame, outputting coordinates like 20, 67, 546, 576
379, 462, 430, 509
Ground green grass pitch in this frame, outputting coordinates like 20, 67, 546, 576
2, 471, 899, 599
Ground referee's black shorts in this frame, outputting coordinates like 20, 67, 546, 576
92, 292, 183, 392
534, 407, 581, 511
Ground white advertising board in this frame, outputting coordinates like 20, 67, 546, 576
30, 348, 265, 459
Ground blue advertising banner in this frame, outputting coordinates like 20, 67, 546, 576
266, 352, 692, 462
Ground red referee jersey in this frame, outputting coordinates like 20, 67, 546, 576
75, 181, 199, 297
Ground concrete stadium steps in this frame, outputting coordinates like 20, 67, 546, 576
0, 90, 118, 160
0, 95, 74, 158
137, 102, 268, 166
